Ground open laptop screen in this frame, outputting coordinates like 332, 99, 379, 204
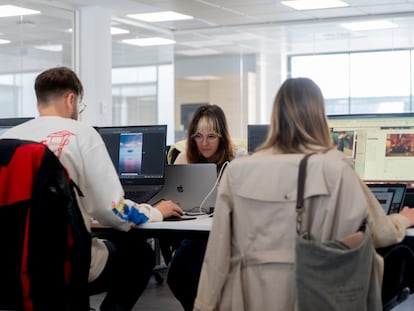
369, 188, 395, 214
367, 183, 407, 214
97, 125, 167, 186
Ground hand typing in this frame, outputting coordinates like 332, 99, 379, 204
400, 206, 414, 227
155, 200, 183, 219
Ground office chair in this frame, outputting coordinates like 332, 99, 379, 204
0, 139, 90, 311
379, 243, 414, 311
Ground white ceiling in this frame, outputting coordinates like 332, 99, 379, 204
2, 0, 414, 68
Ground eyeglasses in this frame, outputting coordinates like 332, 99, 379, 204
78, 102, 87, 114
192, 133, 220, 143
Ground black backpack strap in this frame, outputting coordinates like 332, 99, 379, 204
70, 179, 84, 197
296, 153, 317, 235
66, 180, 91, 311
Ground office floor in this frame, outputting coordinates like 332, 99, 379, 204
90, 269, 414, 311
90, 268, 184, 311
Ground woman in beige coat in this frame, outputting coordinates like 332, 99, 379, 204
194, 77, 414, 311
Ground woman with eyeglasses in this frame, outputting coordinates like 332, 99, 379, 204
167, 104, 247, 311
174, 104, 247, 170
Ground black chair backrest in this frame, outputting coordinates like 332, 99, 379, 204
0, 139, 90, 311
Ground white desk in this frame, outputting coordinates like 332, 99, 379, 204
92, 214, 212, 230
135, 214, 212, 233
92, 215, 212, 240
406, 228, 414, 237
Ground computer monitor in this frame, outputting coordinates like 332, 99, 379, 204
328, 113, 414, 181
247, 124, 356, 156
247, 124, 269, 154
0, 117, 34, 135
249, 115, 414, 182
96, 125, 167, 186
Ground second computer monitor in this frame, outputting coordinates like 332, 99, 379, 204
96, 125, 167, 186
247, 124, 269, 154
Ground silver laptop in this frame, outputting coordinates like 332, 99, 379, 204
149, 163, 217, 214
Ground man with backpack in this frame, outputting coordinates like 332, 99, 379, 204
1, 66, 183, 311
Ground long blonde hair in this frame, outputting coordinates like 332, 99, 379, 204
257, 77, 333, 153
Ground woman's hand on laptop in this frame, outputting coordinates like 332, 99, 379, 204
155, 200, 184, 219
400, 206, 414, 227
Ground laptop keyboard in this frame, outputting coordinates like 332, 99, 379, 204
124, 185, 163, 203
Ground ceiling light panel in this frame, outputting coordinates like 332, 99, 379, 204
0, 5, 40, 17
65, 27, 129, 36
122, 37, 176, 46
281, 0, 349, 10
0, 39, 10, 44
341, 20, 398, 31
127, 11, 193, 22
111, 27, 129, 35
34, 44, 63, 52
185, 75, 221, 81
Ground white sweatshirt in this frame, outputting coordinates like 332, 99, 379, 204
1, 116, 162, 281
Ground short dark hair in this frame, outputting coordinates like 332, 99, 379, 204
35, 66, 84, 103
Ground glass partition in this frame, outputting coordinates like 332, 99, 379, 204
0, 2, 74, 118
111, 19, 174, 129
3, 2, 411, 147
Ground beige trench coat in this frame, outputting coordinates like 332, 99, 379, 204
194, 149, 409, 311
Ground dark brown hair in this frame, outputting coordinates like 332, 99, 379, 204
35, 66, 84, 104
185, 104, 234, 167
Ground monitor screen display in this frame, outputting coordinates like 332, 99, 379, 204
328, 113, 414, 181
367, 183, 407, 214
97, 125, 167, 186
248, 114, 414, 182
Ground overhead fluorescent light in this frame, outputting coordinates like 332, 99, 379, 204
111, 27, 129, 35
0, 39, 10, 44
127, 11, 193, 22
122, 37, 176, 46
34, 44, 63, 52
341, 20, 398, 31
176, 48, 222, 56
281, 0, 348, 10
65, 27, 129, 35
0, 5, 40, 17
185, 76, 221, 81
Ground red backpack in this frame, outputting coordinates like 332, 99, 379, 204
0, 139, 91, 311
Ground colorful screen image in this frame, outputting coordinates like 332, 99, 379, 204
119, 133, 143, 176
331, 130, 356, 157
386, 133, 414, 157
